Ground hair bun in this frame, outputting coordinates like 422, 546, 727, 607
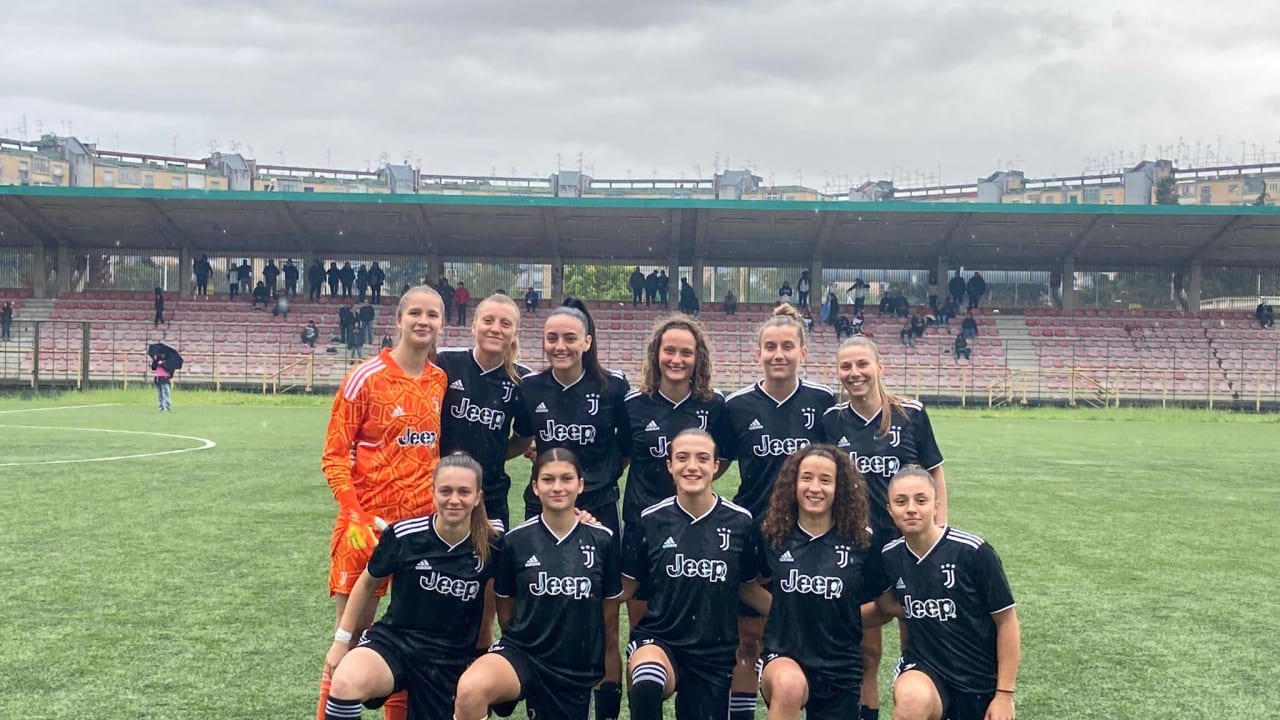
772, 303, 802, 321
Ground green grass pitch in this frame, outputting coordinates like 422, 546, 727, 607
1, 389, 1278, 719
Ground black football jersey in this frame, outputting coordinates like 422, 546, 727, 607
521, 369, 631, 508
821, 399, 944, 533
365, 515, 500, 663
723, 380, 835, 518
881, 527, 1015, 694
622, 495, 760, 663
493, 516, 623, 688
437, 348, 534, 516
622, 389, 732, 522
760, 525, 887, 679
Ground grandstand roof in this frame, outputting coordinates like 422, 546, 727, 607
1, 186, 1278, 269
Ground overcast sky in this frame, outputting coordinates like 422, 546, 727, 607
3, 0, 1279, 191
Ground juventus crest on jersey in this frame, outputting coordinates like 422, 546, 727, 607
521, 369, 631, 503
622, 389, 731, 522
436, 348, 534, 495
881, 527, 1015, 694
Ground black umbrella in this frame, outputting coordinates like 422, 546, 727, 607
147, 342, 184, 370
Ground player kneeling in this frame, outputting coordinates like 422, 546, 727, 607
322, 455, 499, 720
751, 445, 891, 720
875, 466, 1021, 720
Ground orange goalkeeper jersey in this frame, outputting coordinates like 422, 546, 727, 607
322, 349, 448, 521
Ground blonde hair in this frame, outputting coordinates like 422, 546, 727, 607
395, 284, 445, 354
837, 335, 908, 436
758, 303, 807, 347
474, 293, 524, 384
641, 314, 715, 402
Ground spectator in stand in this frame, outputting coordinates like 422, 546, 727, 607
525, 286, 540, 314
347, 317, 364, 359
263, 260, 280, 293
438, 276, 455, 321
301, 320, 319, 348
227, 260, 240, 299
368, 262, 385, 304
380, 333, 393, 350
967, 271, 987, 309
878, 291, 893, 315
355, 264, 369, 302
797, 270, 811, 306
238, 259, 253, 295
645, 269, 660, 306
962, 310, 979, 339
629, 266, 645, 306
194, 255, 212, 296
910, 311, 927, 340
927, 271, 939, 312
283, 259, 299, 297
899, 317, 916, 347
272, 293, 290, 319
835, 314, 854, 340
252, 281, 271, 309
949, 270, 966, 308
453, 281, 471, 326
823, 290, 840, 331
657, 269, 669, 306
153, 288, 166, 327
326, 262, 341, 297
1256, 300, 1275, 329
895, 291, 912, 318
357, 301, 376, 346
1, 301, 13, 340
778, 279, 794, 304
308, 260, 326, 301
338, 304, 355, 346
939, 294, 959, 326
339, 262, 355, 298
723, 290, 738, 316
679, 277, 700, 315
802, 308, 815, 333
953, 332, 972, 361
400, 283, 411, 296
849, 278, 867, 317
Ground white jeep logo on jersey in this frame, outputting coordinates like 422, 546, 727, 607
941, 563, 956, 589
717, 527, 731, 551
585, 393, 600, 415
665, 553, 729, 582
529, 572, 593, 598
802, 407, 815, 430
779, 568, 844, 599
903, 595, 958, 622
848, 451, 901, 478
649, 435, 669, 458
581, 544, 596, 569
753, 435, 810, 457
452, 397, 506, 430
420, 572, 481, 602
539, 420, 597, 443
835, 545, 851, 568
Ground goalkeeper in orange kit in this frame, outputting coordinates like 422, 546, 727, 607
317, 285, 449, 720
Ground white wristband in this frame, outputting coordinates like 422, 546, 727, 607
334, 628, 352, 644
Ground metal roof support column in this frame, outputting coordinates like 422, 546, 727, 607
1186, 261, 1202, 312
691, 209, 708, 301
55, 243, 72, 296
178, 244, 193, 297
1061, 257, 1077, 311
31, 243, 47, 298
809, 257, 823, 311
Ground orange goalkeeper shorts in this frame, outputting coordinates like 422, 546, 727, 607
327, 513, 391, 597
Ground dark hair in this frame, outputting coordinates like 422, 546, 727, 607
531, 448, 586, 486
887, 464, 936, 494
761, 444, 870, 550
641, 314, 715, 402
670, 427, 717, 454
434, 453, 498, 564
548, 297, 608, 385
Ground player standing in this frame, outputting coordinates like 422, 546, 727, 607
436, 293, 535, 653
318, 285, 448, 720
321, 454, 500, 720
877, 467, 1020, 720
620, 429, 760, 720
454, 449, 623, 720
722, 303, 834, 720
519, 297, 631, 719
751, 445, 889, 720
820, 335, 948, 720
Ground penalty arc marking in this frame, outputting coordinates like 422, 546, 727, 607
0, 424, 217, 466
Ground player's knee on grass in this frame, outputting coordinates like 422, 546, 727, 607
891, 672, 941, 720
763, 663, 808, 710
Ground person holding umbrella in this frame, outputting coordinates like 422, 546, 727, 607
147, 343, 182, 413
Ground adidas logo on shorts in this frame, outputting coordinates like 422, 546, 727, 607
779, 551, 794, 563
535, 402, 549, 413
390, 405, 406, 418
415, 559, 432, 571
525, 555, 542, 568
748, 418, 764, 431
645, 420, 660, 432
450, 379, 465, 391
662, 536, 678, 549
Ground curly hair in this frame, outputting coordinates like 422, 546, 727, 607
760, 444, 870, 550
640, 314, 715, 402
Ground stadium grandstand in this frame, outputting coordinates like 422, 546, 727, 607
1, 182, 1276, 408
